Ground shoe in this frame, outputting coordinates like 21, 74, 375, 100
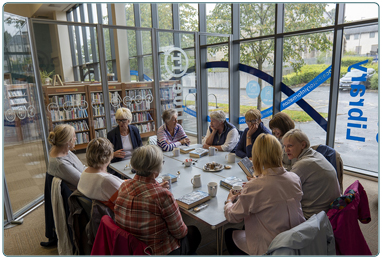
40, 238, 57, 247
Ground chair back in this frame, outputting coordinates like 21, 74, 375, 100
311, 144, 343, 194
148, 135, 158, 145
77, 196, 92, 219
91, 215, 151, 255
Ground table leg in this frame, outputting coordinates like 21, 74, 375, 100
216, 225, 225, 255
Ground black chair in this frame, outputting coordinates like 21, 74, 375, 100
41, 172, 57, 247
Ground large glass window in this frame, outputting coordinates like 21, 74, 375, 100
239, 39, 274, 131
344, 3, 378, 23
282, 31, 333, 146
140, 4, 152, 28
335, 25, 378, 174
125, 4, 135, 26
206, 4, 231, 37
284, 3, 335, 33
239, 3, 275, 39
4, 13, 47, 216
158, 4, 173, 30
180, 4, 198, 32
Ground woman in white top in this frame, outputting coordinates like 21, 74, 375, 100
202, 110, 239, 152
78, 137, 124, 211
107, 107, 143, 163
47, 124, 86, 191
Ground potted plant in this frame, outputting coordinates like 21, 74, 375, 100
40, 70, 54, 85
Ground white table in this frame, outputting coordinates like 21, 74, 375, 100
109, 144, 247, 255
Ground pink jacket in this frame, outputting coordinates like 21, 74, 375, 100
91, 215, 151, 255
327, 180, 371, 255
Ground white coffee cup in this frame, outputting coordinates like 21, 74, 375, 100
225, 153, 236, 163
183, 158, 193, 167
232, 185, 243, 195
173, 147, 180, 157
209, 146, 218, 156
191, 174, 202, 188
207, 182, 218, 197
162, 175, 172, 192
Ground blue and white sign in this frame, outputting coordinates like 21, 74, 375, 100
261, 86, 273, 106
246, 81, 260, 99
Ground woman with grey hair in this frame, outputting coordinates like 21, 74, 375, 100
115, 145, 201, 255
157, 108, 190, 151
77, 137, 124, 211
202, 110, 239, 152
282, 129, 340, 219
107, 107, 142, 163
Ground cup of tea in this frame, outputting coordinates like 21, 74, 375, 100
162, 175, 172, 192
232, 185, 243, 195
173, 147, 180, 157
208, 182, 218, 197
209, 146, 218, 156
225, 153, 236, 163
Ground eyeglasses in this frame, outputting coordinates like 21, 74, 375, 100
116, 119, 128, 123
246, 120, 258, 124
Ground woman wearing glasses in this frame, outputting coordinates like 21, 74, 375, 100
107, 107, 142, 163
235, 109, 271, 159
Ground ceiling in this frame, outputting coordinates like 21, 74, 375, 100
4, 3, 76, 19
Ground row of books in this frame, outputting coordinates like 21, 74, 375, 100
54, 120, 89, 132
9, 98, 28, 105
51, 108, 88, 122
128, 101, 151, 112
132, 112, 153, 123
125, 89, 152, 100
92, 105, 105, 116
75, 132, 90, 145
161, 102, 176, 111
94, 117, 106, 129
159, 87, 178, 101
91, 92, 104, 103
8, 90, 26, 97
11, 105, 27, 111
136, 122, 155, 133
95, 129, 107, 138
49, 94, 85, 107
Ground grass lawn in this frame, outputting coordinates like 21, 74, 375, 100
184, 101, 328, 122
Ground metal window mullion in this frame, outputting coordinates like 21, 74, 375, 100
230, 4, 240, 128
326, 4, 345, 147
152, 28, 162, 130
151, 4, 159, 28
107, 4, 118, 80
273, 4, 284, 115
97, 4, 103, 24
96, 24, 112, 131
4, 177, 14, 223
88, 4, 100, 81
73, 9, 83, 71
198, 3, 208, 143
173, 3, 181, 48
67, 12, 79, 81
134, 4, 144, 81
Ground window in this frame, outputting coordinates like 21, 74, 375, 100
158, 4, 173, 29
239, 4, 275, 39
125, 4, 134, 26
180, 4, 198, 31
354, 34, 359, 40
369, 32, 375, 38
345, 34, 350, 40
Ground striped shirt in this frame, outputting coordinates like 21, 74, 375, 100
77, 171, 124, 211
114, 175, 188, 255
157, 123, 188, 151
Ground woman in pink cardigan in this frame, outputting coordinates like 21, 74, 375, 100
224, 134, 306, 255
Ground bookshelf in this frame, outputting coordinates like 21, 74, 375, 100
159, 80, 183, 124
43, 85, 91, 150
123, 82, 156, 138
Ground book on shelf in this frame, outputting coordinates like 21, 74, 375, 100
157, 174, 178, 184
176, 190, 211, 210
220, 176, 246, 190
189, 148, 209, 158
237, 157, 254, 178
95, 129, 107, 138
180, 146, 195, 154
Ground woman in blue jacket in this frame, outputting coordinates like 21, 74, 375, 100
235, 109, 271, 159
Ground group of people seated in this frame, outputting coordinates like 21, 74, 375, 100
45, 106, 341, 255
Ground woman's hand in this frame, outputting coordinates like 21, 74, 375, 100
202, 143, 210, 149
226, 189, 240, 204
114, 149, 126, 158
160, 181, 170, 189
247, 123, 259, 137
180, 138, 190, 145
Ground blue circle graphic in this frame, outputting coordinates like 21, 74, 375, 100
261, 86, 273, 106
246, 81, 260, 99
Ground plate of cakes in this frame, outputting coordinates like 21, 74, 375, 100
203, 161, 224, 172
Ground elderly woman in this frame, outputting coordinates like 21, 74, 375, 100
157, 108, 190, 151
224, 134, 305, 255
77, 137, 124, 210
283, 129, 340, 219
47, 124, 86, 191
235, 109, 270, 158
107, 107, 142, 163
115, 145, 201, 255
269, 112, 295, 170
202, 110, 239, 152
